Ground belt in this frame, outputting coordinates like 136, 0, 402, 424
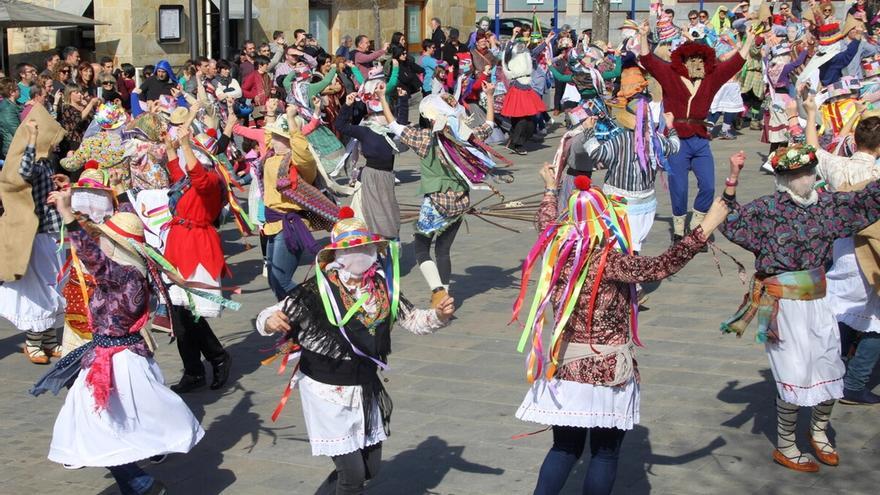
673, 119, 709, 127
93, 332, 144, 348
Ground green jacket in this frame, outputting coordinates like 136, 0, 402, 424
0, 99, 21, 159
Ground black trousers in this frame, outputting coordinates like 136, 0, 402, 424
170, 305, 226, 377
315, 443, 383, 495
508, 116, 536, 149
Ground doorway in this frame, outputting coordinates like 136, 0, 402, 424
309, 6, 331, 52
404, 0, 425, 54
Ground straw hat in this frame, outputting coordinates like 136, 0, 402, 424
265, 113, 293, 139
169, 107, 189, 126
618, 20, 639, 31
317, 207, 388, 265
71, 162, 112, 192
91, 212, 147, 272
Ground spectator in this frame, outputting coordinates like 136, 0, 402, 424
98, 56, 115, 77
50, 64, 70, 94
699, 10, 710, 24
214, 59, 243, 101
420, 40, 438, 96
336, 35, 353, 60
20, 82, 44, 121
390, 31, 406, 49
116, 63, 136, 111
353, 34, 388, 81
98, 73, 121, 106
0, 77, 21, 160
242, 55, 271, 106
61, 46, 80, 79
334, 56, 357, 94
58, 84, 100, 156
16, 63, 37, 105
441, 28, 466, 79
36, 74, 61, 118
302, 34, 324, 58
138, 60, 177, 101
142, 64, 155, 80
186, 56, 211, 95
76, 61, 97, 97
431, 17, 446, 59
238, 40, 257, 81
42, 53, 60, 77
274, 45, 308, 81
688, 10, 700, 27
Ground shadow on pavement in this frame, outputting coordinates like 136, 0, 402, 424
450, 264, 521, 303
368, 435, 504, 493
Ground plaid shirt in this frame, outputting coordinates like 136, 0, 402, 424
393, 121, 495, 159
19, 145, 62, 234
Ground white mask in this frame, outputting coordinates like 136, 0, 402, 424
480, 21, 490, 30
71, 189, 114, 223
334, 244, 378, 276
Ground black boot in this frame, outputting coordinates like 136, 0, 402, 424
210, 351, 232, 390
171, 374, 206, 393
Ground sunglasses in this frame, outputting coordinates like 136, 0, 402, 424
689, 16, 697, 20
101, 81, 115, 85
60, 69, 70, 73
823, 8, 832, 13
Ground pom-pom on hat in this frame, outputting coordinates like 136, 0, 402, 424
574, 175, 592, 191
670, 41, 717, 79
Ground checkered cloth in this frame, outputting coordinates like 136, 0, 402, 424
19, 145, 62, 234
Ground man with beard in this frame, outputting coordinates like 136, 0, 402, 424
638, 20, 754, 243
238, 40, 257, 81
138, 59, 177, 101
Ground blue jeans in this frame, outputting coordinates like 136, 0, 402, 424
266, 233, 302, 301
708, 112, 736, 128
533, 426, 627, 495
668, 136, 715, 216
844, 331, 880, 392
108, 463, 154, 495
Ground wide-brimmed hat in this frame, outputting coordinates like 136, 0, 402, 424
317, 207, 388, 265
92, 212, 147, 271
769, 144, 818, 174
618, 20, 639, 31
169, 107, 189, 126
71, 162, 112, 192
265, 114, 293, 139
818, 22, 843, 46
842, 14, 865, 38
94, 103, 127, 130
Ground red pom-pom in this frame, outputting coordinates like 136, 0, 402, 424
338, 206, 355, 219
205, 128, 218, 139
84, 160, 100, 170
574, 175, 592, 191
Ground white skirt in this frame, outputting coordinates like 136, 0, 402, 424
516, 377, 640, 430
710, 81, 744, 114
767, 298, 845, 407
169, 264, 223, 318
0, 233, 65, 332
826, 237, 880, 333
49, 349, 205, 467
294, 371, 387, 457
131, 189, 171, 251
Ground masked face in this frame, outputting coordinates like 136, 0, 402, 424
71, 189, 115, 223
621, 28, 637, 40
685, 57, 706, 79
480, 20, 490, 30
334, 244, 378, 276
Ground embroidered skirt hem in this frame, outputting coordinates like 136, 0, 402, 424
515, 377, 639, 430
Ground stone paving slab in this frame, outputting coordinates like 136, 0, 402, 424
1, 122, 879, 495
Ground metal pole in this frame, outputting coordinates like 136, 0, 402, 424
553, 0, 558, 34
189, 0, 199, 59
631, 0, 636, 20
494, 0, 500, 37
0, 28, 6, 75
244, 0, 252, 41
219, 0, 229, 60
699, 0, 704, 12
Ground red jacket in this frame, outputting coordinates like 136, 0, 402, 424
164, 158, 230, 281
241, 70, 269, 105
639, 52, 745, 139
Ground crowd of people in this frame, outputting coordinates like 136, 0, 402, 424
1, 1, 880, 493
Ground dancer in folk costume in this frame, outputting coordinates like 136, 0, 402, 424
513, 164, 728, 494
637, 19, 754, 243
501, 37, 547, 155
59, 164, 120, 356
256, 209, 454, 494
260, 98, 340, 300
719, 143, 880, 471
0, 108, 66, 364
35, 188, 203, 495
763, 40, 808, 160
162, 129, 234, 393
386, 84, 508, 305
805, 101, 880, 406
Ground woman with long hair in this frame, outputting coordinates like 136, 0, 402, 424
59, 84, 101, 157
75, 62, 97, 97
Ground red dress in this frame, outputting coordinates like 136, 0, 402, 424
163, 158, 230, 281
501, 81, 546, 118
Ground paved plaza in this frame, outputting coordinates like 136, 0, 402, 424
1, 124, 878, 494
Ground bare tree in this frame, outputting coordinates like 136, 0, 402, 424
593, 0, 610, 43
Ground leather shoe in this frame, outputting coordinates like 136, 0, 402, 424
772, 449, 819, 472
171, 374, 206, 393
839, 388, 880, 405
210, 352, 232, 390
809, 437, 840, 466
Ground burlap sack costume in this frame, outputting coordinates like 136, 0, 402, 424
0, 105, 66, 281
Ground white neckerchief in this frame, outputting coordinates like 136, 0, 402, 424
777, 184, 819, 207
